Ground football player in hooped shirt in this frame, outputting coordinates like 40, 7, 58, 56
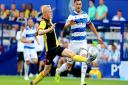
55, 0, 104, 85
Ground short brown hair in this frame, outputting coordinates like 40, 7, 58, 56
74, 0, 82, 3
90, 0, 95, 3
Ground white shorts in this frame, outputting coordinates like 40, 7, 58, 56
24, 48, 38, 62
67, 40, 88, 64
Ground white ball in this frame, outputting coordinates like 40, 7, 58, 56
88, 47, 98, 57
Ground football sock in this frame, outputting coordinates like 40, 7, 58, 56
56, 63, 68, 74
24, 62, 29, 77
72, 55, 87, 62
33, 72, 45, 85
81, 62, 87, 84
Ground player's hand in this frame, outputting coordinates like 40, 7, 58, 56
50, 23, 56, 32
69, 20, 76, 26
98, 37, 103, 44
98, 37, 106, 48
51, 23, 56, 30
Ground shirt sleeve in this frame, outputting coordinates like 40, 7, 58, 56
39, 20, 46, 30
66, 15, 74, 23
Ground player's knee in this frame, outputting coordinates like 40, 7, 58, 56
32, 58, 38, 64
33, 59, 38, 64
26, 60, 30, 65
62, 48, 76, 58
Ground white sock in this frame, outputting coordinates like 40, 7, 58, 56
56, 63, 68, 75
81, 62, 87, 84
24, 62, 29, 77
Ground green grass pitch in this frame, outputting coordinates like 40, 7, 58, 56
0, 76, 128, 85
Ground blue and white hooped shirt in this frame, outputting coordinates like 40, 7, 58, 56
67, 11, 91, 41
22, 26, 37, 49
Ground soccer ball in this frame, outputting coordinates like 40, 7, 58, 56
88, 47, 98, 58
89, 68, 102, 79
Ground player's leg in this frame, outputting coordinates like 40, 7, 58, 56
17, 60, 22, 75
55, 42, 77, 79
55, 46, 89, 82
56, 58, 73, 75
31, 64, 52, 85
39, 60, 45, 72
58, 45, 96, 64
57, 57, 66, 69
24, 52, 30, 80
54, 57, 66, 82
31, 50, 55, 85
17, 52, 24, 76
38, 56, 45, 73
55, 62, 68, 83
29, 50, 38, 77
55, 58, 73, 75
54, 46, 75, 76
31, 51, 38, 76
36, 48, 45, 73
79, 49, 88, 85
38, 51, 45, 72
31, 51, 38, 64
61, 48, 88, 62
55, 58, 73, 82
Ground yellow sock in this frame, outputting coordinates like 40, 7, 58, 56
33, 72, 45, 85
72, 55, 87, 62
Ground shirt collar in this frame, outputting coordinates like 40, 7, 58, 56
73, 10, 84, 15
27, 26, 34, 30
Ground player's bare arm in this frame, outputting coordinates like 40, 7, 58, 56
20, 37, 33, 44
89, 22, 104, 44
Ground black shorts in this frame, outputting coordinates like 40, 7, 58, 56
17, 52, 24, 61
46, 45, 64, 65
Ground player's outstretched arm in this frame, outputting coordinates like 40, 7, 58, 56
89, 22, 104, 44
89, 22, 99, 37
38, 23, 56, 35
